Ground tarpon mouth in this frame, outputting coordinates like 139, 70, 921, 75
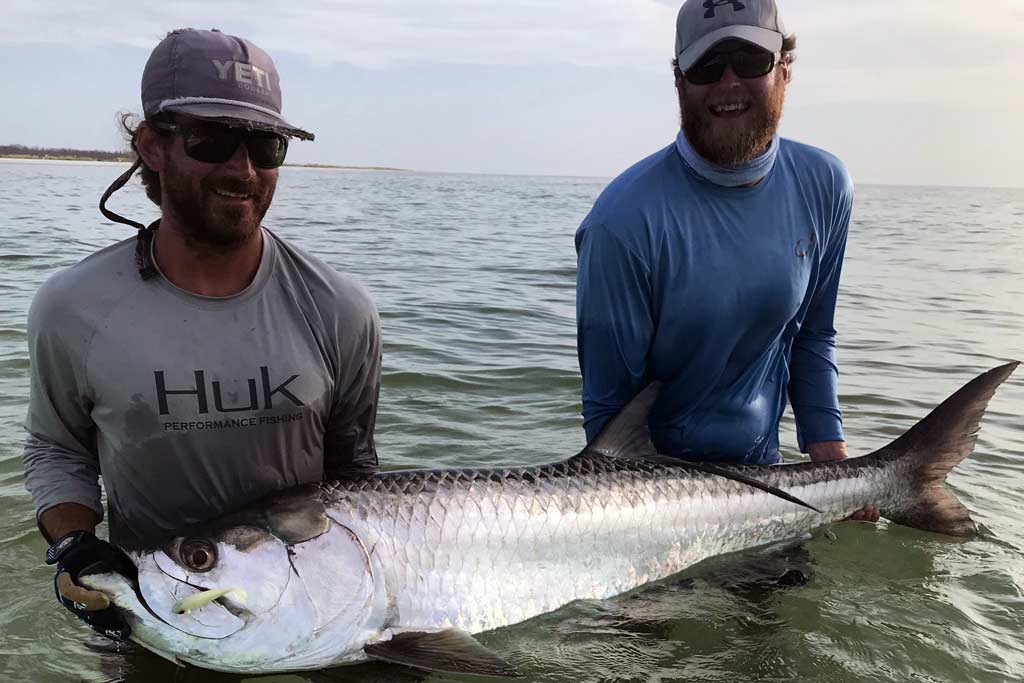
158, 571, 258, 625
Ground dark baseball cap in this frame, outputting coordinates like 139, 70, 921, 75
675, 0, 787, 72
142, 28, 314, 141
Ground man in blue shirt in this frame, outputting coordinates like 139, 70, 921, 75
575, 0, 877, 521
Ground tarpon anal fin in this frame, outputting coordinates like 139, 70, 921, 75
583, 381, 821, 513
364, 628, 518, 678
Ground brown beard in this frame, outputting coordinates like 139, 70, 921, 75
678, 78, 786, 167
160, 153, 276, 253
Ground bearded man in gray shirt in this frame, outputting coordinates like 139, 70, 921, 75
22, 29, 381, 642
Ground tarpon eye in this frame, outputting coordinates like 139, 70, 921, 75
180, 539, 217, 572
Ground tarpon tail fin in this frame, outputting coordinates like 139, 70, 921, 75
872, 361, 1018, 537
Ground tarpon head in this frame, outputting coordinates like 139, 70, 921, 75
79, 485, 382, 673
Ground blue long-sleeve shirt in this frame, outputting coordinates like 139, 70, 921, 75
576, 137, 853, 464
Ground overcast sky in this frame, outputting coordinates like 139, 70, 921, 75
3, 0, 1022, 187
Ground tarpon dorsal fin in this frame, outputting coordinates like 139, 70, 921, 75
364, 628, 518, 678
584, 382, 662, 460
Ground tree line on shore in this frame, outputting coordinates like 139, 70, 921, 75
0, 143, 407, 171
0, 144, 132, 162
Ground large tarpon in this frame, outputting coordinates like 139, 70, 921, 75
81, 362, 1019, 676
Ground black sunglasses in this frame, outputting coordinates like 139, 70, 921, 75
152, 121, 289, 169
684, 48, 778, 86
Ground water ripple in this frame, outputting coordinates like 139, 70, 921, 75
0, 163, 1021, 683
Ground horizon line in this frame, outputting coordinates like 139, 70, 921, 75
1, 153, 1021, 192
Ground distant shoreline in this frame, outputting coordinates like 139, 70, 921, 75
284, 163, 409, 172
7, 150, 1015, 188
2, 155, 131, 164
0, 146, 409, 172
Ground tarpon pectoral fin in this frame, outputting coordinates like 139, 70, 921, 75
364, 628, 519, 678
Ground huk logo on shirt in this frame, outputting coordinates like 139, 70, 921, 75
795, 232, 817, 258
212, 60, 272, 93
154, 367, 303, 416
703, 0, 746, 18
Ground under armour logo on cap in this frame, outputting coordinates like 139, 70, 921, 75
704, 0, 746, 18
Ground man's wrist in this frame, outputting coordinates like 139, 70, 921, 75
807, 440, 848, 462
39, 503, 99, 544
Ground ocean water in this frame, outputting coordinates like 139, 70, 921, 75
0, 159, 1021, 683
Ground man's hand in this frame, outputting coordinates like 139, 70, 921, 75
806, 441, 881, 523
46, 531, 134, 641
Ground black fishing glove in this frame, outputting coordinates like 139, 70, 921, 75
46, 530, 133, 641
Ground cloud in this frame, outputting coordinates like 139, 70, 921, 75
0, 0, 677, 69
5, 0, 1019, 78
790, 0, 1021, 67
781, 0, 1021, 110
5, 0, 1020, 108
4, 0, 1021, 184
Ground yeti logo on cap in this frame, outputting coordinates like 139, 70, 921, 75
703, 0, 746, 18
212, 59, 272, 94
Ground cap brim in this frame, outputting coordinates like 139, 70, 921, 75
160, 101, 315, 141
677, 25, 783, 72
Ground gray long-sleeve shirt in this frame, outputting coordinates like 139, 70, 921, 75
23, 229, 381, 548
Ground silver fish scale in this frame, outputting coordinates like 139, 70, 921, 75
320, 454, 905, 635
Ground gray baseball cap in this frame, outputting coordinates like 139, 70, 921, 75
142, 28, 314, 141
675, 0, 787, 72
